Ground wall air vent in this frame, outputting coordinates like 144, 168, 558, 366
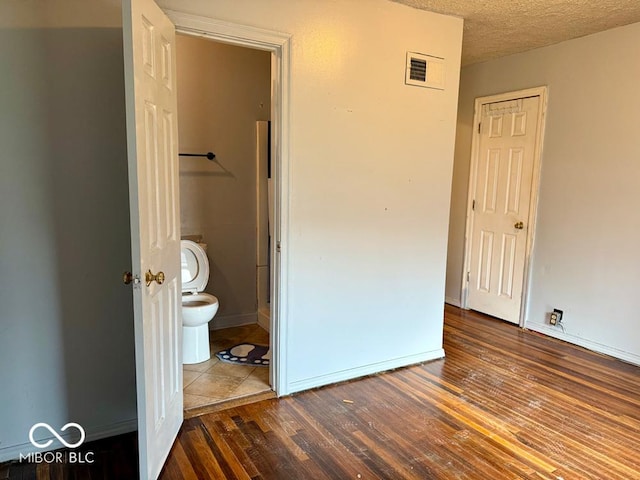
410, 57, 427, 82
405, 52, 445, 90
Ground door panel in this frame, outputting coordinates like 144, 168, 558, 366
482, 149, 500, 212
478, 230, 493, 293
498, 233, 516, 297
468, 96, 540, 323
123, 0, 182, 478
505, 148, 523, 214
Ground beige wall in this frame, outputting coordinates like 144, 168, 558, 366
161, 0, 463, 393
176, 35, 271, 323
446, 22, 640, 362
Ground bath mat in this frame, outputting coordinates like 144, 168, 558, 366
215, 343, 270, 367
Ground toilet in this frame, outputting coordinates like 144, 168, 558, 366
181, 240, 219, 364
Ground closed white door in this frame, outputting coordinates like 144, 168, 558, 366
467, 96, 541, 323
122, 0, 182, 478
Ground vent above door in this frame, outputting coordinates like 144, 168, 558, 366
405, 52, 445, 90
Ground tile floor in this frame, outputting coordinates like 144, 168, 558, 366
183, 323, 271, 412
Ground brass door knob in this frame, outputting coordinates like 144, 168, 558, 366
514, 221, 524, 230
145, 269, 165, 286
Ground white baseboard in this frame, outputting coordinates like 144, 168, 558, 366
211, 312, 257, 330
445, 296, 461, 307
526, 322, 640, 366
286, 348, 445, 395
0, 418, 137, 463
257, 308, 270, 332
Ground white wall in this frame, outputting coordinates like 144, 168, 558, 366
159, 0, 463, 392
176, 36, 271, 326
446, 22, 640, 363
0, 0, 136, 462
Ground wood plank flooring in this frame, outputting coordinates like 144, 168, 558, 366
4, 305, 640, 479
160, 306, 640, 479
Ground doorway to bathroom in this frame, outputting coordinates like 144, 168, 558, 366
175, 32, 276, 416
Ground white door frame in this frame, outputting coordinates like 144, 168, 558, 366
164, 10, 291, 395
461, 86, 548, 327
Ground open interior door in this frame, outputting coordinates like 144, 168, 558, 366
122, 0, 182, 478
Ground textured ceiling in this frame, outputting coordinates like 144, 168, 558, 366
393, 0, 640, 65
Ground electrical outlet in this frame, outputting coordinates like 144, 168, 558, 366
550, 308, 563, 326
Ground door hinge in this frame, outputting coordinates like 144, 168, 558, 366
276, 241, 281, 253
472, 199, 476, 211
467, 271, 470, 282
478, 122, 481, 134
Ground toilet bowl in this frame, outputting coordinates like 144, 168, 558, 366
181, 240, 219, 364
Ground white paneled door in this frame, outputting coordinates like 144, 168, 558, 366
122, 0, 182, 478
467, 95, 541, 324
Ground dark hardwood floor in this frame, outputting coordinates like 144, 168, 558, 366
5, 305, 640, 479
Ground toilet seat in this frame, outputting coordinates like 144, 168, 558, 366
181, 240, 209, 294
180, 240, 218, 364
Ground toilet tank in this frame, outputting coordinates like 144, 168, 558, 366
181, 234, 207, 253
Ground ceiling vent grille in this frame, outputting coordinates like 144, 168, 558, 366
405, 52, 445, 90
